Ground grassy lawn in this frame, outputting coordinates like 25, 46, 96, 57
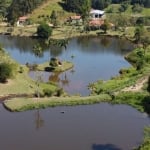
0, 65, 57, 96
4, 94, 111, 111
105, 4, 150, 17
29, 0, 74, 24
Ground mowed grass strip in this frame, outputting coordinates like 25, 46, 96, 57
4, 94, 112, 112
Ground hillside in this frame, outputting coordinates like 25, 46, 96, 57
29, 0, 74, 24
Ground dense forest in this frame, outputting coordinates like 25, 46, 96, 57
0, 0, 149, 24
63, 0, 150, 12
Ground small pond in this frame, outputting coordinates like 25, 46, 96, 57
0, 35, 134, 96
0, 103, 149, 150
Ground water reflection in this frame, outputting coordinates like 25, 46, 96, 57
92, 144, 121, 150
0, 35, 134, 95
0, 103, 149, 150
35, 110, 44, 130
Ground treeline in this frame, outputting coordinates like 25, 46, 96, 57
63, 0, 150, 13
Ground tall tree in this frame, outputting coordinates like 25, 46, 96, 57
92, 0, 112, 10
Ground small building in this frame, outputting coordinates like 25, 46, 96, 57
17, 16, 28, 26
67, 15, 82, 25
90, 9, 105, 19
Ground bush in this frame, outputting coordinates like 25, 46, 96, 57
0, 63, 13, 83
37, 23, 52, 39
132, 4, 143, 13
56, 88, 64, 97
43, 88, 54, 97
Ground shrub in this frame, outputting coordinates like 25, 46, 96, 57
0, 63, 13, 83
56, 88, 64, 97
43, 88, 54, 97
37, 23, 52, 39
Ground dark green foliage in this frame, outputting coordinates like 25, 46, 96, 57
147, 76, 150, 93
49, 57, 61, 67
100, 20, 110, 33
0, 63, 13, 83
64, 0, 91, 14
33, 43, 43, 57
56, 88, 64, 97
92, 0, 112, 10
6, 0, 46, 25
119, 1, 129, 12
50, 10, 57, 26
37, 23, 52, 39
134, 26, 145, 43
132, 4, 143, 13
43, 88, 54, 97
0, 0, 11, 18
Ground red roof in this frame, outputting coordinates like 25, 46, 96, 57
89, 19, 104, 26
70, 15, 81, 20
18, 16, 28, 21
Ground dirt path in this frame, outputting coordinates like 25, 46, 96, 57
122, 75, 149, 92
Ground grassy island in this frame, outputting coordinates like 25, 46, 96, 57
38, 60, 73, 72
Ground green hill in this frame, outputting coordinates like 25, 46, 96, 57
29, 0, 74, 24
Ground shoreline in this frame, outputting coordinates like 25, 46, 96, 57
0, 30, 149, 114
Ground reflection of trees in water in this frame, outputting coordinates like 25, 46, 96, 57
61, 72, 70, 86
49, 72, 61, 82
75, 36, 133, 55
49, 72, 70, 87
0, 35, 134, 58
49, 45, 64, 57
92, 144, 121, 150
35, 110, 44, 130
100, 37, 110, 47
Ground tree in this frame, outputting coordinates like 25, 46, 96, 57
50, 10, 57, 26
64, 0, 91, 14
37, 23, 52, 39
79, 0, 91, 21
134, 26, 145, 43
147, 76, 150, 93
0, 63, 13, 83
100, 20, 110, 33
92, 0, 112, 10
119, 1, 129, 12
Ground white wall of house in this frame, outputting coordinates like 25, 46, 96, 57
90, 10, 105, 19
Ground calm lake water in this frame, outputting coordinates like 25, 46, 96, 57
0, 35, 149, 150
0, 103, 150, 150
0, 35, 133, 96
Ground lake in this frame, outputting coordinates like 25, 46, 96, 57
0, 35, 134, 96
0, 35, 149, 150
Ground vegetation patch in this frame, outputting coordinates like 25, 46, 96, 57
4, 94, 112, 112
38, 60, 73, 72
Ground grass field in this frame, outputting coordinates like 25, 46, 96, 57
29, 0, 74, 23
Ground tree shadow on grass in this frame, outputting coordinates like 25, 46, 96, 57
92, 144, 122, 150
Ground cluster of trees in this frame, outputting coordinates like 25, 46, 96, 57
63, 0, 149, 13
1, 0, 46, 25
0, 0, 11, 19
